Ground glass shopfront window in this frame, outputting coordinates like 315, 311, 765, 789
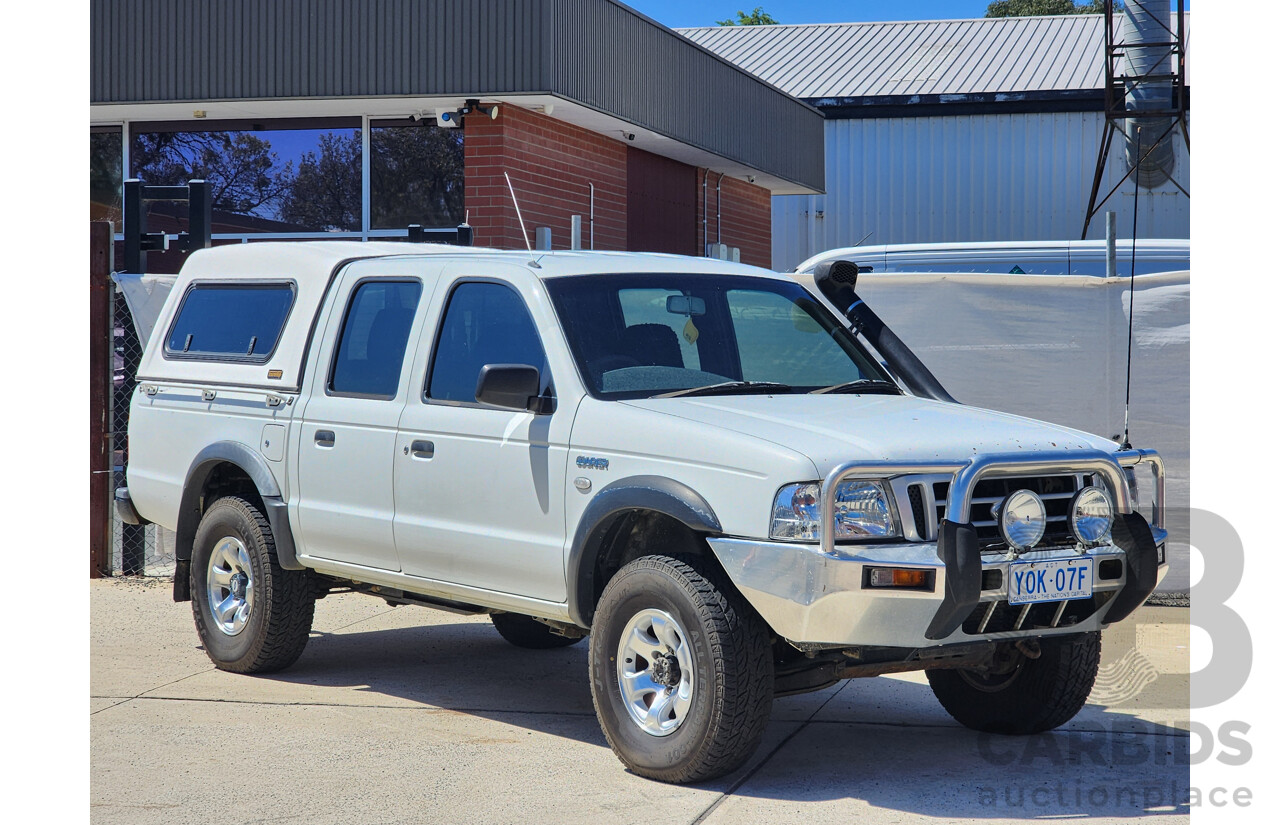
90, 127, 123, 224
371, 121, 466, 229
99, 116, 467, 247
130, 121, 362, 233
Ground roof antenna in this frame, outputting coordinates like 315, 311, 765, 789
503, 172, 540, 267
1120, 125, 1141, 450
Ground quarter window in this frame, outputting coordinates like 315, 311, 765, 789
329, 280, 423, 398
428, 282, 550, 403
166, 283, 294, 360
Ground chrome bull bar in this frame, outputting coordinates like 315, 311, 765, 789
819, 448, 1164, 555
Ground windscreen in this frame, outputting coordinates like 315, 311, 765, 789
545, 273, 892, 399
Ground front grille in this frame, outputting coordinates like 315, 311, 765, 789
960, 594, 1108, 635
907, 483, 929, 538
934, 474, 1090, 550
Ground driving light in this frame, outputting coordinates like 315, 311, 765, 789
1069, 486, 1114, 546
770, 480, 898, 542
995, 489, 1046, 551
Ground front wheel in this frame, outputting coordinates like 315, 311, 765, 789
588, 555, 773, 783
926, 631, 1101, 734
190, 496, 316, 674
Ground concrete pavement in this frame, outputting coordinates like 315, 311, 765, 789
91, 578, 1191, 824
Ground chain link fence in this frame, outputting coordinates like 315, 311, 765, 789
110, 285, 177, 578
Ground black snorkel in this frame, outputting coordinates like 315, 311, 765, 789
813, 259, 957, 404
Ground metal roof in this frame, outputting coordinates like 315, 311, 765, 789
90, 0, 825, 193
679, 14, 1189, 101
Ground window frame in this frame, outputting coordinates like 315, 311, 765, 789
161, 279, 298, 364
325, 276, 425, 401
422, 277, 556, 410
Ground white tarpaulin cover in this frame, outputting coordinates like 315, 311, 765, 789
112, 272, 177, 346
796, 269, 1190, 592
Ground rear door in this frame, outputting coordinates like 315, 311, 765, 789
292, 260, 439, 570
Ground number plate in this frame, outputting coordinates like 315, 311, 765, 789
1007, 558, 1093, 605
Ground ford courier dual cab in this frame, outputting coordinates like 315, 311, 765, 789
119, 242, 1167, 783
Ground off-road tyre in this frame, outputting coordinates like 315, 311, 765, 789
589, 555, 773, 783
190, 496, 315, 674
926, 631, 1101, 734
490, 612, 583, 649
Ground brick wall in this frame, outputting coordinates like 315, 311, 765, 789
464, 104, 627, 251
694, 171, 773, 269
464, 103, 772, 268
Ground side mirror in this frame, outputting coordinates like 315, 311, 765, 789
475, 364, 551, 413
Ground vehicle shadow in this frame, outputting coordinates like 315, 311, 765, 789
262, 617, 1190, 818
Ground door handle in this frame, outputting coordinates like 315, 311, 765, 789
314, 430, 336, 448
410, 439, 435, 459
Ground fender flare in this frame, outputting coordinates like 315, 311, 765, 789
566, 475, 721, 628
174, 442, 302, 572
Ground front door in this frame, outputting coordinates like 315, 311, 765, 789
393, 276, 571, 602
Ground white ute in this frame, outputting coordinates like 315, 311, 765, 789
119, 241, 1168, 783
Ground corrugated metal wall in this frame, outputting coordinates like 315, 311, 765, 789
773, 112, 1190, 271
551, 0, 824, 193
90, 0, 550, 102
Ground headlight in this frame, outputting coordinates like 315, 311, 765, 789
994, 489, 1046, 551
1069, 486, 1114, 545
770, 480, 898, 542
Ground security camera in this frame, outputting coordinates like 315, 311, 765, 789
624, 132, 636, 141
747, 175, 756, 183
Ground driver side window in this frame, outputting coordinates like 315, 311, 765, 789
427, 281, 551, 403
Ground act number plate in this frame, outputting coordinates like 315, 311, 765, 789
1008, 558, 1093, 605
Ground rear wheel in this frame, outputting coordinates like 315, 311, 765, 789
588, 555, 773, 783
490, 612, 583, 649
190, 496, 315, 674
926, 632, 1101, 734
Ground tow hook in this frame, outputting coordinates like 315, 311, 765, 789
1015, 639, 1042, 660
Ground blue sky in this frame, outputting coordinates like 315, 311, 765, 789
624, 1, 1187, 28
628, 1, 1010, 27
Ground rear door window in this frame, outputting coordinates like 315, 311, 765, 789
165, 283, 295, 361
329, 280, 424, 398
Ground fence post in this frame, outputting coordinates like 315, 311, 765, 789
90, 222, 113, 577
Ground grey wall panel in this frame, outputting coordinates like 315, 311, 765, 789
550, 0, 823, 192
91, 0, 550, 103
772, 113, 1190, 271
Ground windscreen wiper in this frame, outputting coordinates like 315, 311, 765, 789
656, 381, 794, 399
809, 379, 902, 395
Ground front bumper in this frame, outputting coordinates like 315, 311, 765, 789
709, 448, 1167, 650
709, 529, 1166, 649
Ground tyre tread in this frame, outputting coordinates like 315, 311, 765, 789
590, 554, 773, 783
490, 612, 583, 649
927, 631, 1101, 734
192, 496, 315, 674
